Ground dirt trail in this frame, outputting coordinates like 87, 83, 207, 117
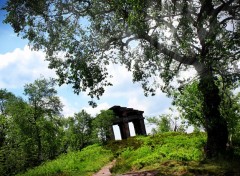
93, 160, 159, 176
92, 160, 116, 176
120, 171, 159, 176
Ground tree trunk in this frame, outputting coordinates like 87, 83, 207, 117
198, 73, 228, 158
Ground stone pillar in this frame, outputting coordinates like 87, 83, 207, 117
133, 118, 147, 135
139, 119, 147, 135
133, 120, 140, 135
119, 122, 130, 139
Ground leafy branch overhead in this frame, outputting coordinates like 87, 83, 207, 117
3, 0, 239, 97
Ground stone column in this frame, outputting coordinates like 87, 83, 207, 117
139, 119, 147, 135
133, 120, 141, 135
133, 118, 147, 135
119, 122, 130, 139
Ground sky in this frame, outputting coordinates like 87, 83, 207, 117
0, 1, 175, 138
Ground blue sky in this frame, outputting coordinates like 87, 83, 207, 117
0, 0, 174, 137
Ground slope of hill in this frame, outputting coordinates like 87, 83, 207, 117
18, 132, 240, 176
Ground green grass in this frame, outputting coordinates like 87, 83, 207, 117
108, 132, 240, 175
17, 144, 113, 176
18, 132, 240, 176
109, 132, 207, 174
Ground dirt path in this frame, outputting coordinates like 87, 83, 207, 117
93, 160, 159, 176
92, 160, 116, 176
120, 171, 159, 176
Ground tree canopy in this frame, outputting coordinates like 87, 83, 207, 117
3, 0, 240, 157
147, 115, 177, 134
93, 110, 115, 143
65, 110, 93, 150
0, 80, 65, 175
0, 84, 115, 175
3, 0, 239, 96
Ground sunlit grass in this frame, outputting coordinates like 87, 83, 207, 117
18, 132, 240, 176
17, 144, 113, 176
109, 132, 240, 175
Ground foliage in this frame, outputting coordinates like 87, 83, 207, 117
171, 81, 240, 143
147, 114, 186, 134
147, 115, 172, 133
24, 77, 63, 117
172, 81, 204, 129
93, 110, 115, 143
23, 77, 64, 162
3, 0, 239, 95
64, 110, 94, 151
0, 91, 32, 176
110, 133, 240, 175
0, 89, 16, 148
17, 144, 113, 176
220, 90, 240, 145
0, 79, 65, 176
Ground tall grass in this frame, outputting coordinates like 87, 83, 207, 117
17, 144, 113, 176
110, 132, 206, 173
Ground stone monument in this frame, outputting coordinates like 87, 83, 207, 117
107, 106, 147, 140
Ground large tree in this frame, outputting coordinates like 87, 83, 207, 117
3, 0, 240, 157
24, 77, 63, 162
0, 87, 64, 175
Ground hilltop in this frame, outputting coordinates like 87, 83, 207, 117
18, 132, 240, 176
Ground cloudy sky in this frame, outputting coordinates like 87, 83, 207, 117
0, 1, 175, 137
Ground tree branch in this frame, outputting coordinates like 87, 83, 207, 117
140, 33, 196, 65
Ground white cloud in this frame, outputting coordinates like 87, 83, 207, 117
83, 103, 111, 116
0, 45, 173, 122
127, 97, 150, 114
59, 96, 79, 117
0, 45, 56, 88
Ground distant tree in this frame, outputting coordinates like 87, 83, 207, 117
0, 89, 16, 114
24, 77, 63, 162
65, 110, 93, 151
93, 110, 115, 143
39, 115, 65, 159
0, 89, 16, 148
147, 114, 186, 134
0, 81, 64, 175
0, 94, 35, 175
172, 81, 204, 129
0, 89, 23, 176
4, 0, 240, 157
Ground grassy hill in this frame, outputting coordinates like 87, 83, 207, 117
17, 144, 113, 176
18, 132, 240, 176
